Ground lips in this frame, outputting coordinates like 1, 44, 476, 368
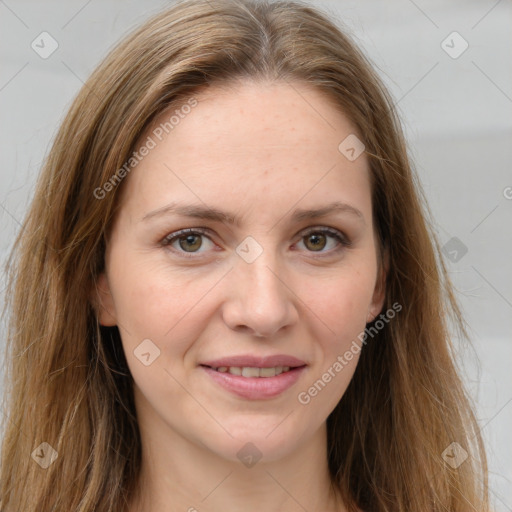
199, 354, 308, 399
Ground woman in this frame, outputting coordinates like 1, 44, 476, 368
0, 0, 489, 510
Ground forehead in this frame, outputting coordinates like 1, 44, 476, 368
120, 80, 371, 221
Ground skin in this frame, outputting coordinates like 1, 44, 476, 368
96, 80, 386, 512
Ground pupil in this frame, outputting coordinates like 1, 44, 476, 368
307, 233, 326, 251
179, 235, 201, 252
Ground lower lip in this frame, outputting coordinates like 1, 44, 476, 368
201, 365, 307, 400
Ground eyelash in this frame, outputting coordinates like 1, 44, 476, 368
160, 226, 351, 259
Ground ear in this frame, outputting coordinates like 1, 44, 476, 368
367, 245, 389, 323
93, 272, 118, 326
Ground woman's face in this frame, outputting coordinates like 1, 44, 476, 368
97, 80, 385, 463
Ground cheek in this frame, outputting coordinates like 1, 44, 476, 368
294, 269, 375, 411
296, 264, 376, 342
108, 254, 222, 359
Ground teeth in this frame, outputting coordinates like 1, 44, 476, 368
241, 367, 260, 377
259, 367, 276, 377
213, 366, 294, 377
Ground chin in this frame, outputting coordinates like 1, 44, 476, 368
201, 418, 310, 465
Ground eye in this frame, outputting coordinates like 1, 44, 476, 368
161, 228, 216, 257
160, 226, 351, 259
295, 227, 350, 255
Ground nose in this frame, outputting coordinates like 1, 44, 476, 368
221, 247, 299, 338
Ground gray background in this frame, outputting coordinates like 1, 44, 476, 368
1, 0, 511, 509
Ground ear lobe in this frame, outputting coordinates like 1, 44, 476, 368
93, 272, 118, 326
367, 245, 389, 323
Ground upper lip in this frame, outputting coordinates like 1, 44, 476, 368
200, 354, 307, 368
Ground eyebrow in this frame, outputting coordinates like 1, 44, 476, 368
141, 201, 365, 226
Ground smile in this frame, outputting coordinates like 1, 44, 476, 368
211, 366, 292, 377
201, 364, 307, 399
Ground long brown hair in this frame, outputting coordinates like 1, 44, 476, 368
0, 0, 488, 510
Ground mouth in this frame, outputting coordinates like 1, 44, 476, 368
201, 364, 302, 377
199, 363, 307, 400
